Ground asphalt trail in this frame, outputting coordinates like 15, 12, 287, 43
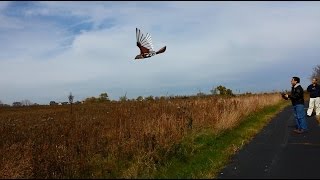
218, 103, 320, 179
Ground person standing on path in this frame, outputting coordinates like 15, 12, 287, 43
283, 76, 308, 134
306, 78, 320, 116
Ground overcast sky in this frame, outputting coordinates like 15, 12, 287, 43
1, 1, 320, 104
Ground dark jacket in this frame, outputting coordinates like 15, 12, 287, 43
288, 84, 304, 106
307, 83, 320, 98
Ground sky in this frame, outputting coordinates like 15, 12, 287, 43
1, 1, 320, 105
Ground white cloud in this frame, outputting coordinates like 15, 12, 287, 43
0, 1, 9, 9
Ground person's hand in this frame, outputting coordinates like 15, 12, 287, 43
281, 93, 289, 100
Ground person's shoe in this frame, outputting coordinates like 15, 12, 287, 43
293, 129, 301, 133
300, 129, 308, 133
293, 129, 308, 134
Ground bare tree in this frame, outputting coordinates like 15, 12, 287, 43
119, 92, 128, 102
68, 92, 74, 114
311, 65, 320, 81
210, 86, 218, 95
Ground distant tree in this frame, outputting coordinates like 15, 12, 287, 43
74, 101, 82, 104
50, 101, 58, 105
215, 85, 234, 96
0, 104, 10, 107
21, 99, 32, 106
119, 96, 128, 101
119, 92, 128, 102
84, 97, 97, 103
119, 96, 127, 102
197, 89, 206, 97
216, 85, 226, 95
311, 65, 320, 81
226, 89, 233, 96
210, 86, 218, 95
145, 95, 154, 101
98, 92, 110, 102
169, 95, 175, 100
136, 96, 144, 101
0, 100, 4, 107
179, 95, 189, 99
13, 102, 22, 107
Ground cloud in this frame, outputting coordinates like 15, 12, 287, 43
1, 2, 320, 104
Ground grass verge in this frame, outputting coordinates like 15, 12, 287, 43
152, 100, 290, 179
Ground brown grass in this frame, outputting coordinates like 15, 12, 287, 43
0, 93, 283, 178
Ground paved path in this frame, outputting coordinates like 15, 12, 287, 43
218, 103, 320, 179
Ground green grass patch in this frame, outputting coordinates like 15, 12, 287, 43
152, 101, 290, 179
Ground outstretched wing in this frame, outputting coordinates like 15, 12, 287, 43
136, 28, 155, 54
156, 46, 166, 54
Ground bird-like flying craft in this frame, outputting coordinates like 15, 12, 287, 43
135, 28, 166, 60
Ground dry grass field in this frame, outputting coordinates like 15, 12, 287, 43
0, 93, 283, 178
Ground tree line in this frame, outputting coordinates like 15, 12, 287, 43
2, 65, 320, 107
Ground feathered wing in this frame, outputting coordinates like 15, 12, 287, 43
136, 28, 155, 54
156, 46, 166, 54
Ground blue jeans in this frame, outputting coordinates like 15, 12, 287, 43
293, 104, 308, 131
